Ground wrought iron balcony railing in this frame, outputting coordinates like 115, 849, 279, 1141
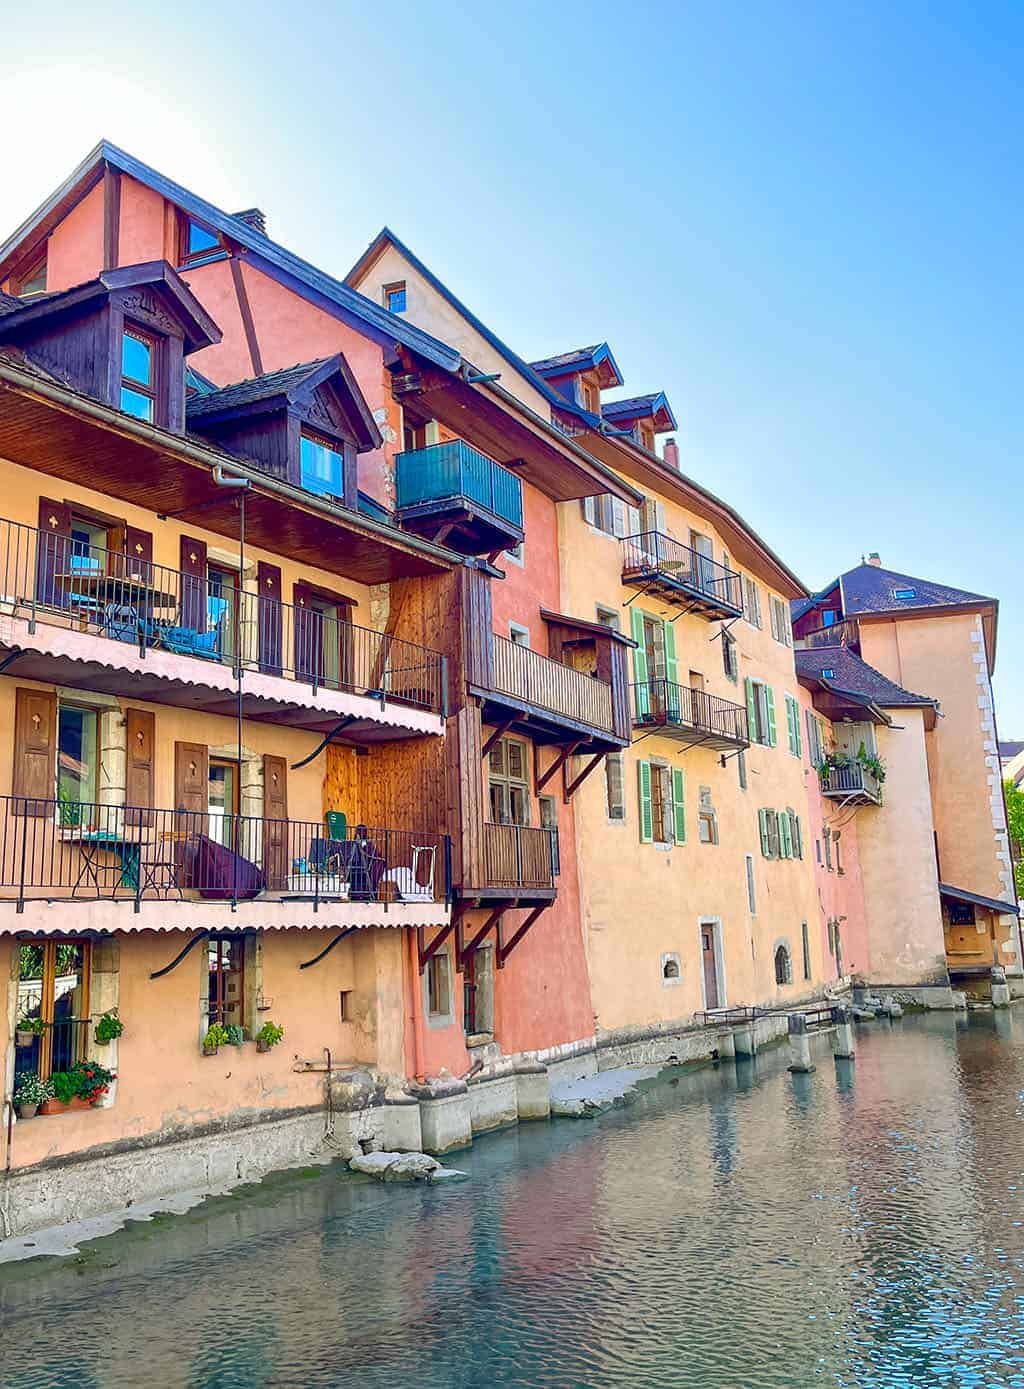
621, 532, 742, 616
818, 763, 882, 804
632, 679, 749, 749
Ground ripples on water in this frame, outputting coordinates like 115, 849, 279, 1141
4, 1013, 1024, 1388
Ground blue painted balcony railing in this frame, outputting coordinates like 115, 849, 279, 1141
395, 441, 524, 530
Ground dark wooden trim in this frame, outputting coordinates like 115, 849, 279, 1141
102, 163, 121, 272
564, 751, 605, 802
481, 717, 517, 760
535, 741, 583, 794
456, 902, 510, 971
230, 255, 264, 377
497, 903, 552, 968
417, 912, 462, 975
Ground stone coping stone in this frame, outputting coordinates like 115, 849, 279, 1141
550, 1065, 664, 1118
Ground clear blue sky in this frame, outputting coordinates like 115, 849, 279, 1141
3, 2, 1020, 725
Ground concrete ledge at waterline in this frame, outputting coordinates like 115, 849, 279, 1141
550, 1065, 664, 1118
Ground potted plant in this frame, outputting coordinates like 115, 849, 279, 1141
224, 1024, 245, 1048
15, 1016, 45, 1048
66, 1059, 116, 1105
94, 1010, 124, 1045
202, 1023, 229, 1056
13, 1073, 52, 1120
44, 1070, 82, 1114
255, 1021, 284, 1054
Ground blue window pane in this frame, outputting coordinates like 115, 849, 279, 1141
188, 221, 220, 256
300, 436, 344, 498
122, 332, 152, 386
120, 386, 154, 422
386, 286, 407, 313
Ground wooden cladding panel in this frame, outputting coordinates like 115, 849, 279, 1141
324, 737, 447, 836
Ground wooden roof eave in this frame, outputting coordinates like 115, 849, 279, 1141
0, 358, 458, 584
577, 430, 808, 600
403, 358, 642, 506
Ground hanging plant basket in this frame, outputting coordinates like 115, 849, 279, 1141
15, 1029, 34, 1047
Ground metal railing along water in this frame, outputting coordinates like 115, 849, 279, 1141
620, 532, 742, 610
491, 635, 614, 733
631, 679, 749, 743
0, 516, 445, 714
0, 796, 451, 911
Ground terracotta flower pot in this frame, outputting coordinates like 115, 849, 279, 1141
69, 1095, 91, 1111
17, 1103, 38, 1120
15, 1030, 34, 1047
256, 1039, 271, 1053
40, 1097, 68, 1116
202, 1042, 218, 1057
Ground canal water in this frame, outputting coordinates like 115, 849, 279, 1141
3, 1012, 1024, 1389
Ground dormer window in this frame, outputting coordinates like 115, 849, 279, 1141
300, 432, 344, 499
893, 587, 917, 601
13, 250, 47, 298
384, 281, 407, 314
180, 218, 223, 267
120, 326, 158, 422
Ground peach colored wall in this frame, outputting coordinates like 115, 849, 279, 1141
797, 688, 868, 982
859, 612, 1013, 909
1, 924, 405, 1172
491, 483, 561, 637
855, 711, 947, 984
46, 183, 105, 293
118, 175, 170, 268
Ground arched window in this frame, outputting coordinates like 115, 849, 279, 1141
774, 943, 792, 986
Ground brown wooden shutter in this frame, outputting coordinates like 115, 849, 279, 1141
35, 497, 72, 608
173, 741, 208, 813
125, 708, 155, 825
179, 535, 207, 631
293, 581, 317, 683
262, 753, 288, 889
257, 561, 283, 675
123, 526, 154, 582
13, 687, 56, 816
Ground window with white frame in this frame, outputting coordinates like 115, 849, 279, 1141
770, 596, 792, 646
489, 737, 530, 826
605, 752, 626, 822
745, 677, 776, 747
745, 854, 757, 914
742, 576, 762, 628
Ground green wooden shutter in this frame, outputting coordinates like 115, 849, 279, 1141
765, 685, 777, 747
758, 808, 771, 858
671, 767, 686, 843
784, 696, 795, 755
663, 618, 678, 688
792, 699, 802, 757
631, 608, 650, 719
793, 814, 804, 860
780, 809, 792, 858
638, 761, 653, 843
745, 677, 758, 742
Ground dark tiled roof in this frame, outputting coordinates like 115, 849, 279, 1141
602, 393, 662, 417
939, 883, 1019, 917
0, 289, 23, 315
185, 359, 332, 418
999, 741, 1024, 760
530, 345, 605, 374
840, 563, 995, 617
795, 646, 936, 708
790, 580, 840, 624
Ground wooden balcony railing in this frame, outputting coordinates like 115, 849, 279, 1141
0, 796, 450, 909
797, 619, 860, 650
0, 515, 445, 713
491, 634, 615, 734
482, 823, 555, 891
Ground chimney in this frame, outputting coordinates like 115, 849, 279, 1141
234, 207, 267, 236
662, 437, 680, 471
866, 552, 881, 567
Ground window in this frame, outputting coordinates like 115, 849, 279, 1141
539, 795, 560, 875
742, 576, 762, 628
833, 830, 843, 875
208, 935, 245, 1029
427, 951, 451, 1017
582, 494, 627, 536
893, 587, 917, 602
596, 604, 620, 631
745, 854, 757, 914
300, 433, 345, 500
605, 752, 626, 821
745, 677, 776, 747
58, 703, 99, 817
801, 922, 811, 981
737, 749, 747, 791
662, 953, 681, 984
759, 808, 781, 859
120, 326, 157, 422
698, 808, 718, 844
827, 919, 835, 956
770, 596, 792, 646
722, 630, 738, 682
638, 760, 685, 845
822, 609, 837, 628
13, 250, 46, 297
805, 710, 824, 768
774, 943, 792, 986
339, 990, 352, 1022
582, 380, 599, 414
181, 219, 222, 266
384, 281, 407, 314
14, 939, 91, 1085
208, 758, 240, 846
821, 667, 835, 680
787, 809, 804, 860
69, 516, 106, 574
509, 623, 530, 647
815, 838, 822, 864
784, 694, 802, 758
504, 542, 524, 566
489, 737, 530, 825
823, 827, 833, 870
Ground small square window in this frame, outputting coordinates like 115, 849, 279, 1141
427, 952, 451, 1017
821, 667, 835, 680
385, 282, 407, 314
893, 588, 917, 601
339, 990, 352, 1022
509, 623, 530, 647
181, 219, 222, 265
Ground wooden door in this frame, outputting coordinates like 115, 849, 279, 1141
174, 741, 208, 814
701, 924, 720, 1010
262, 753, 288, 889
257, 561, 282, 675
179, 535, 208, 631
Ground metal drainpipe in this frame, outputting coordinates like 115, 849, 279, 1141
211, 470, 249, 910
407, 931, 426, 1083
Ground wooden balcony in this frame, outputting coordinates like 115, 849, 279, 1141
395, 440, 524, 557
479, 823, 556, 899
819, 763, 882, 805
621, 532, 742, 619
632, 679, 749, 751
0, 515, 445, 741
796, 619, 860, 651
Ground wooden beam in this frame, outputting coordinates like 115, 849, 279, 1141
456, 901, 512, 971
481, 717, 517, 760
564, 751, 605, 802
497, 903, 552, 968
433, 522, 456, 547
535, 740, 583, 794
230, 255, 264, 377
418, 900, 472, 974
102, 164, 121, 272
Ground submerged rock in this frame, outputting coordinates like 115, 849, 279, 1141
348, 1150, 465, 1184
550, 1066, 664, 1118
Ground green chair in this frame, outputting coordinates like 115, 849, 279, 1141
325, 811, 347, 841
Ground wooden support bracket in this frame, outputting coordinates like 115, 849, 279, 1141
456, 901, 511, 971
563, 751, 605, 802
536, 740, 583, 794
497, 903, 552, 969
418, 900, 473, 974
481, 717, 517, 760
